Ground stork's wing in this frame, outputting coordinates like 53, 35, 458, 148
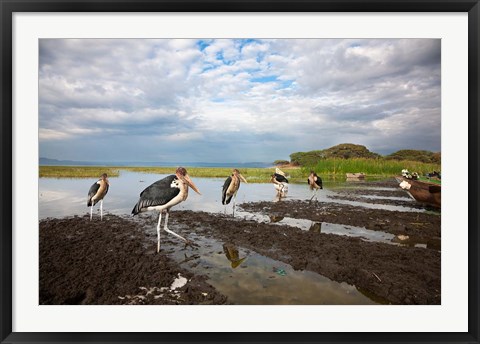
132, 175, 179, 214
222, 176, 232, 205
87, 181, 100, 206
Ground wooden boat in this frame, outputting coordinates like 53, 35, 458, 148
346, 173, 365, 179
395, 176, 441, 208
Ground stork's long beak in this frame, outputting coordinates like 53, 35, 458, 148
184, 174, 201, 195
239, 174, 248, 183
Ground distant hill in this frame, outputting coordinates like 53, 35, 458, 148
289, 144, 381, 166
384, 150, 441, 164
286, 144, 441, 166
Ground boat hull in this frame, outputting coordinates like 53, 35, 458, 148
346, 173, 365, 179
395, 176, 441, 208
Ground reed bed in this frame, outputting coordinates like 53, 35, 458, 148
39, 166, 121, 178
303, 158, 440, 177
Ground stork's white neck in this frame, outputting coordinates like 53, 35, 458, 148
172, 176, 189, 201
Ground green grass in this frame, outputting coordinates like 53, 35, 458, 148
39, 165, 306, 182
39, 159, 440, 181
39, 166, 121, 178
303, 158, 440, 178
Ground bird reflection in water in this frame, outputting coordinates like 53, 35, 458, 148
269, 215, 284, 223
222, 243, 247, 268
309, 222, 322, 233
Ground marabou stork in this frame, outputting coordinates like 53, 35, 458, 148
131, 167, 201, 253
307, 171, 323, 202
271, 168, 289, 197
87, 173, 109, 221
222, 169, 247, 217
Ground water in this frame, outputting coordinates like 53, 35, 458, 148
160, 233, 380, 305
39, 171, 422, 219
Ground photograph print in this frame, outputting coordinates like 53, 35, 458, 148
39, 38, 441, 305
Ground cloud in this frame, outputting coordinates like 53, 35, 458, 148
39, 128, 71, 141
39, 38, 441, 162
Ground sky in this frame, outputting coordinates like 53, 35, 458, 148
39, 39, 441, 163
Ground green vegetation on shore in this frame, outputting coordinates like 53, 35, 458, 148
39, 166, 122, 178
39, 166, 307, 182
302, 158, 440, 177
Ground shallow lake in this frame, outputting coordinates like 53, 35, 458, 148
39, 170, 419, 219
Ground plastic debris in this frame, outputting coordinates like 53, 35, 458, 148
397, 234, 410, 241
273, 267, 287, 276
170, 273, 188, 290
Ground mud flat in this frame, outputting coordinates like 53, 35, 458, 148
40, 200, 441, 305
39, 215, 229, 305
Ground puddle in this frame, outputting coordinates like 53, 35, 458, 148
237, 210, 395, 243
234, 210, 434, 249
358, 195, 414, 202
326, 197, 425, 213
159, 233, 383, 305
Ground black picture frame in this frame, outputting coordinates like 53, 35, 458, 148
1, 1, 479, 343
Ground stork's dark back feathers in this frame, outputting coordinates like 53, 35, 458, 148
307, 173, 323, 189
274, 173, 288, 183
131, 175, 180, 215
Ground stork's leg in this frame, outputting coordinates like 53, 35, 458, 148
163, 211, 189, 244
156, 211, 163, 253
100, 199, 104, 221
232, 194, 237, 217
309, 189, 317, 202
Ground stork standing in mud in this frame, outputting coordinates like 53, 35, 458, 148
131, 167, 201, 253
307, 171, 323, 202
87, 173, 109, 221
222, 169, 248, 217
271, 168, 289, 198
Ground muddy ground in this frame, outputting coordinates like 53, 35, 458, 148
40, 179, 441, 305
